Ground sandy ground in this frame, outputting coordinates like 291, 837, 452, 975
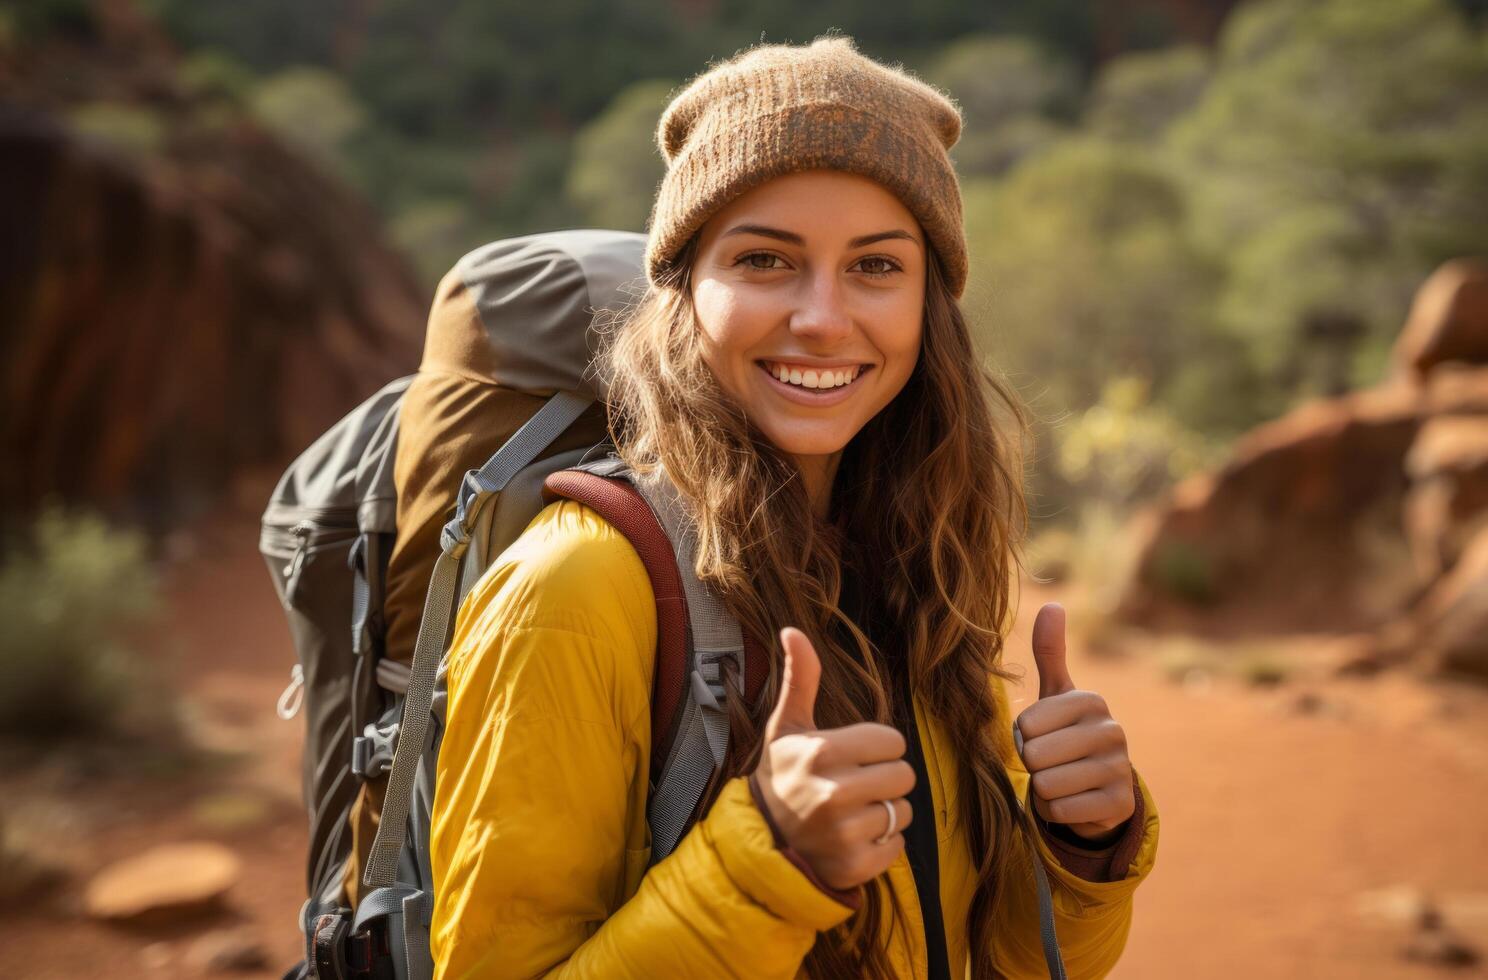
2, 514, 1487, 978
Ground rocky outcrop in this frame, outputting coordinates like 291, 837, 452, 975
1392, 259, 1488, 382
0, 8, 424, 529
1118, 260, 1488, 678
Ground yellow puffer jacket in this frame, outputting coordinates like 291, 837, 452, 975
430, 500, 1160, 978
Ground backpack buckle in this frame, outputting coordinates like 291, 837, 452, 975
351, 722, 399, 779
692, 647, 745, 710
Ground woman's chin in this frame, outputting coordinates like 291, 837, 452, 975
756, 423, 860, 461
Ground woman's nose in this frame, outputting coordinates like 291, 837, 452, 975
787, 268, 853, 344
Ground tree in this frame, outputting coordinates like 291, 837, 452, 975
925, 34, 1079, 176
565, 79, 675, 232
965, 138, 1223, 416
1171, 0, 1488, 393
1085, 44, 1210, 141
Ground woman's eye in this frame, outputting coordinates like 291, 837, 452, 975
739, 252, 785, 271
856, 256, 900, 278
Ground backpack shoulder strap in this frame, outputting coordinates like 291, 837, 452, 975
543, 457, 767, 861
542, 466, 693, 764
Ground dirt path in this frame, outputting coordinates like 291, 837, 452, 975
1002, 584, 1488, 978
2, 517, 1486, 978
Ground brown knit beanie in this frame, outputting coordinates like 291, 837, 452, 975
645, 35, 969, 298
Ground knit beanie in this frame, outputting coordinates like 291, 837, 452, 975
644, 35, 969, 298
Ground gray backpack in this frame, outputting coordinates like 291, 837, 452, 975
261, 230, 1068, 980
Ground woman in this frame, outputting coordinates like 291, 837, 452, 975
431, 35, 1158, 979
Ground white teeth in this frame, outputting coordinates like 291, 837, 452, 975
767, 362, 863, 389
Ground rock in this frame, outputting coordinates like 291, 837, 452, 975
186, 927, 269, 973
1355, 883, 1433, 925
0, 14, 424, 529
1419, 528, 1488, 681
1404, 416, 1488, 580
83, 842, 240, 922
1402, 928, 1481, 968
1392, 258, 1488, 381
139, 942, 175, 972
1117, 382, 1431, 633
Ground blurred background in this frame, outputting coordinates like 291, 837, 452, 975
3, 0, 1488, 976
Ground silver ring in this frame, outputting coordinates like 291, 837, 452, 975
873, 798, 898, 845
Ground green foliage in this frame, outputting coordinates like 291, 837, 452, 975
927, 34, 1079, 177
0, 507, 163, 741
251, 67, 368, 181
3, 0, 93, 41
65, 103, 167, 158
389, 199, 479, 293
178, 50, 257, 106
1149, 538, 1217, 605
1056, 377, 1217, 509
1085, 45, 1211, 141
566, 80, 675, 231
966, 138, 1223, 414
1235, 649, 1291, 686
1172, 0, 1488, 392
928, 34, 1081, 128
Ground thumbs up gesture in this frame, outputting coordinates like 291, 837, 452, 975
1014, 603, 1136, 844
752, 627, 916, 891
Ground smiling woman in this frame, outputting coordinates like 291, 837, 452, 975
690, 171, 927, 511
430, 33, 1159, 980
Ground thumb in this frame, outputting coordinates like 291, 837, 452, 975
765, 626, 821, 741
1032, 602, 1076, 699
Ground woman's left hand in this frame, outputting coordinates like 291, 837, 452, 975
1014, 602, 1136, 844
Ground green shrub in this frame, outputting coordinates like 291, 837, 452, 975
1234, 648, 1291, 687
0, 506, 163, 742
65, 103, 167, 158
1149, 537, 1218, 605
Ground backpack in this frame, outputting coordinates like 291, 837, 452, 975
260, 229, 1068, 980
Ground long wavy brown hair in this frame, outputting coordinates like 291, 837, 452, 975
599, 232, 1045, 979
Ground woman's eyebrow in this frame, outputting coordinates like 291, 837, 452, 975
720, 224, 921, 249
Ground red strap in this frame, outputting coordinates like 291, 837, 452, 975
543, 471, 690, 765
742, 630, 769, 710
543, 470, 774, 766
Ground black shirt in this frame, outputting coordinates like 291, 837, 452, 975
837, 564, 953, 980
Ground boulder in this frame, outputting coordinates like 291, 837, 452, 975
0, 13, 424, 530
83, 842, 240, 922
1403, 415, 1488, 580
1413, 527, 1488, 681
1392, 258, 1488, 381
1119, 363, 1488, 636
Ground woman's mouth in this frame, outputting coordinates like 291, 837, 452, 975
755, 359, 872, 405
757, 360, 867, 389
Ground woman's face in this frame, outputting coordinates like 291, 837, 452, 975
690, 170, 926, 465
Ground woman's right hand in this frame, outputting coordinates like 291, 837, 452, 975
751, 626, 915, 891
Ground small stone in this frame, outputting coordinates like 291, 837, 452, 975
84, 842, 240, 922
1293, 692, 1324, 715
187, 927, 270, 973
1181, 668, 1213, 695
140, 941, 174, 971
1355, 884, 1432, 924
1402, 928, 1481, 967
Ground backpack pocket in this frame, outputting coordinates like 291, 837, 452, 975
261, 508, 366, 909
